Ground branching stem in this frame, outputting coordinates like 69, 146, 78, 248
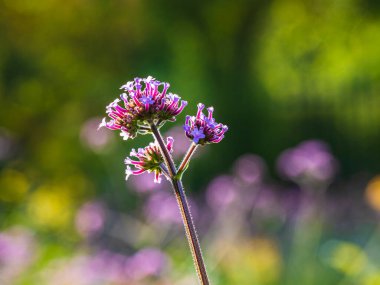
149, 122, 210, 285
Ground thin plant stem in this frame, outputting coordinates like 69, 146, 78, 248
178, 143, 198, 176
149, 121, 176, 178
149, 122, 210, 285
159, 163, 171, 180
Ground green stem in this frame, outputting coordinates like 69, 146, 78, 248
177, 143, 198, 177
149, 122, 210, 285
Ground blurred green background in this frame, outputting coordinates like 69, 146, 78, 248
1, 0, 380, 284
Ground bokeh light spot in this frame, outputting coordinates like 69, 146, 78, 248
365, 175, 380, 212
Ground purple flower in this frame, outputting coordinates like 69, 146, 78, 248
277, 140, 338, 184
127, 172, 163, 193
139, 95, 155, 105
183, 103, 228, 145
125, 137, 174, 183
144, 192, 183, 225
191, 127, 206, 144
0, 227, 36, 283
206, 175, 237, 210
81, 117, 113, 151
75, 201, 106, 238
99, 76, 187, 140
125, 248, 168, 280
233, 154, 266, 185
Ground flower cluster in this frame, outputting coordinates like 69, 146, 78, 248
99, 76, 187, 140
100, 76, 228, 184
125, 137, 174, 183
183, 103, 228, 145
99, 76, 226, 285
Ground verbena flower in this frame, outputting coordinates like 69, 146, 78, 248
125, 137, 174, 183
183, 103, 228, 145
99, 76, 187, 140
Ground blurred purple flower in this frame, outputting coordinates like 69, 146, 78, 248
45, 251, 131, 285
251, 186, 287, 228
127, 172, 163, 193
144, 191, 198, 225
44, 256, 101, 285
184, 103, 228, 145
0, 227, 35, 283
75, 201, 106, 238
206, 175, 237, 210
125, 248, 168, 280
103, 252, 128, 283
277, 140, 338, 184
45, 249, 163, 285
144, 192, 181, 225
81, 117, 112, 151
88, 250, 119, 276
233, 154, 266, 185
88, 248, 168, 283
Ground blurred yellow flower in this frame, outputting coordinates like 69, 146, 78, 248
365, 176, 380, 212
362, 272, 380, 285
221, 237, 282, 284
27, 184, 74, 230
322, 240, 367, 276
0, 169, 29, 203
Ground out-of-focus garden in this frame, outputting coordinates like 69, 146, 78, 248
1, 0, 380, 284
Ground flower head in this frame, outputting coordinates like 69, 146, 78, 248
99, 76, 187, 140
125, 137, 174, 183
183, 103, 228, 145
